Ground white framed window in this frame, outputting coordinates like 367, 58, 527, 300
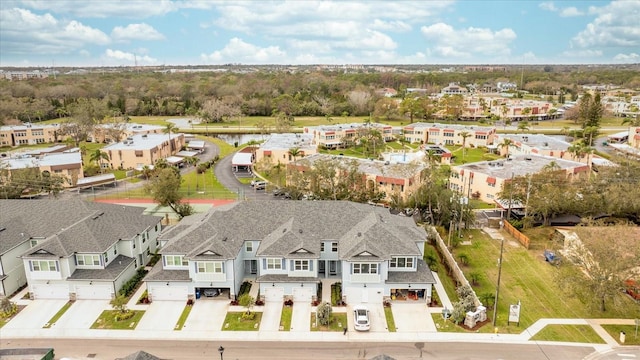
320, 243, 325, 252
31, 260, 58, 272
331, 242, 338, 252
197, 262, 223, 273
390, 257, 414, 269
267, 258, 282, 270
352, 263, 378, 274
104, 252, 108, 263
76, 254, 101, 266
294, 260, 309, 271
245, 242, 253, 252
165, 255, 188, 266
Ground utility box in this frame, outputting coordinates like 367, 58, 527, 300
620, 331, 626, 344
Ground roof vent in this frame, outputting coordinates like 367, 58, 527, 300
222, 237, 227, 242
525, 156, 532, 161
299, 229, 303, 234
283, 228, 287, 233
357, 232, 362, 237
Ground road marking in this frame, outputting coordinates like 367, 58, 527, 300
618, 354, 637, 358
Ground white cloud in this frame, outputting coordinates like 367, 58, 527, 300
370, 19, 412, 32
571, 0, 640, 48
104, 49, 158, 64
559, 7, 584, 17
112, 23, 165, 41
420, 23, 517, 58
539, 2, 558, 12
613, 53, 640, 62
19, 0, 181, 18
561, 49, 603, 58
0, 8, 109, 55
200, 38, 286, 64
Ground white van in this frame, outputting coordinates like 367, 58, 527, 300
254, 181, 267, 190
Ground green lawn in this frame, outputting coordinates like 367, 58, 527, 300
174, 304, 193, 330
602, 324, 640, 345
448, 228, 640, 335
222, 312, 262, 331
43, 301, 74, 328
311, 313, 348, 331
279, 306, 292, 331
384, 306, 396, 332
447, 145, 501, 164
530, 325, 606, 343
90, 310, 145, 330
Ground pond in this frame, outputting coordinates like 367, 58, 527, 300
215, 133, 267, 146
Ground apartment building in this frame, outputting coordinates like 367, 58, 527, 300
91, 123, 165, 143
0, 151, 84, 188
102, 133, 185, 170
303, 123, 394, 150
254, 133, 317, 166
0, 123, 61, 147
495, 134, 577, 160
449, 154, 590, 203
402, 122, 496, 147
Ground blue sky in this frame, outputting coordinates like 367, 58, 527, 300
1, 0, 638, 67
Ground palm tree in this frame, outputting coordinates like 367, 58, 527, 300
517, 121, 530, 133
500, 138, 512, 158
288, 147, 301, 162
459, 131, 471, 160
163, 123, 178, 154
89, 150, 110, 173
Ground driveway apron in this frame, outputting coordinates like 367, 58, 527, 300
54, 300, 110, 329
290, 302, 311, 332
3, 299, 68, 329
391, 302, 436, 332
136, 301, 185, 331
183, 300, 228, 332
260, 302, 282, 331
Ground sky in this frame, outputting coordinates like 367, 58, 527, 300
1, 0, 639, 67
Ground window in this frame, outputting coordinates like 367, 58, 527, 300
267, 258, 282, 270
320, 243, 325, 252
390, 257, 414, 269
31, 260, 58, 272
353, 263, 378, 274
76, 254, 101, 266
165, 255, 188, 266
245, 242, 253, 252
104, 252, 108, 263
30, 240, 38, 247
331, 242, 338, 252
294, 260, 309, 271
142, 233, 147, 243
197, 262, 223, 273
444, 132, 454, 137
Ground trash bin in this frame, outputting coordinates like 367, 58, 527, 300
620, 331, 626, 344
195, 289, 201, 299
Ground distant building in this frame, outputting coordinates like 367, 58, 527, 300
288, 153, 426, 202
496, 134, 577, 161
254, 133, 317, 166
449, 154, 590, 203
441, 83, 468, 95
91, 123, 165, 144
1, 70, 50, 81
304, 123, 394, 150
0, 150, 84, 188
102, 133, 185, 170
402, 122, 496, 147
631, 127, 640, 149
0, 123, 61, 147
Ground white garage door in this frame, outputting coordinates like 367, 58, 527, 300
32, 284, 69, 299
292, 287, 312, 302
76, 285, 112, 300
264, 287, 284, 302
150, 286, 188, 301
344, 287, 384, 304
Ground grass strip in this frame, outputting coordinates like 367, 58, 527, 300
279, 306, 292, 331
174, 304, 193, 330
384, 306, 396, 332
43, 301, 74, 328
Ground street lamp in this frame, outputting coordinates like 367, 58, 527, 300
218, 346, 224, 360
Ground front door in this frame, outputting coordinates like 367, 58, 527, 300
250, 260, 257, 274
319, 261, 326, 275
329, 261, 337, 275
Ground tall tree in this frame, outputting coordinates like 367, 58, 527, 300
163, 123, 178, 153
89, 149, 110, 173
459, 131, 471, 160
144, 167, 193, 219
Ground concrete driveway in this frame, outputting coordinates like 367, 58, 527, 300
3, 299, 68, 329
290, 302, 311, 332
136, 301, 185, 331
391, 302, 436, 332
260, 302, 282, 331
182, 300, 228, 331
54, 300, 110, 329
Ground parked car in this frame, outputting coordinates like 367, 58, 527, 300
353, 306, 370, 331
254, 181, 267, 190
624, 279, 640, 301
203, 288, 220, 297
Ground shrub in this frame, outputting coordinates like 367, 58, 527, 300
238, 281, 252, 297
241, 312, 256, 321
187, 299, 194, 306
255, 299, 264, 306
331, 282, 342, 306
284, 299, 293, 306
114, 310, 135, 322
137, 290, 149, 304
118, 268, 148, 297
316, 302, 332, 326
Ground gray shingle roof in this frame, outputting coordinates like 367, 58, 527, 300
67, 255, 135, 281
144, 262, 191, 282
386, 259, 436, 284
160, 201, 426, 261
0, 199, 163, 258
116, 351, 161, 360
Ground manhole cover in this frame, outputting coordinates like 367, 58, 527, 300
87, 354, 96, 358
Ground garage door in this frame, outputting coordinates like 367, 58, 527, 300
150, 286, 188, 301
264, 287, 284, 302
344, 287, 384, 304
32, 284, 69, 299
76, 285, 112, 300
292, 287, 312, 302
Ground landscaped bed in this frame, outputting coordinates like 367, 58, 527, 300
279, 306, 292, 331
90, 310, 145, 330
311, 312, 347, 331
174, 303, 193, 330
43, 301, 74, 328
222, 312, 262, 331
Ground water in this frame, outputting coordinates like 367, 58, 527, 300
215, 134, 266, 146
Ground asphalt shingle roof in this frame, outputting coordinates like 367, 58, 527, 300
160, 200, 426, 261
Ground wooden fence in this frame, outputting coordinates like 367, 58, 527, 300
502, 221, 530, 249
